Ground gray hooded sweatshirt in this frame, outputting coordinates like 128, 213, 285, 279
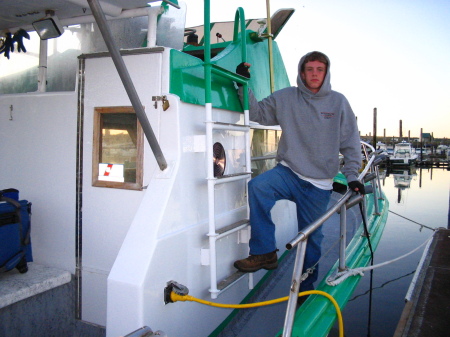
241, 52, 361, 183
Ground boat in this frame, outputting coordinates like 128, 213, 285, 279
0, 1, 389, 336
389, 141, 418, 166
436, 144, 449, 155
375, 141, 389, 156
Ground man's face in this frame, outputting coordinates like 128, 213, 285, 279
301, 60, 327, 93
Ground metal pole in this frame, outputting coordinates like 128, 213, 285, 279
371, 178, 380, 215
87, 0, 167, 171
286, 190, 352, 250
282, 240, 307, 337
376, 166, 383, 200
37, 39, 48, 92
266, 0, 275, 93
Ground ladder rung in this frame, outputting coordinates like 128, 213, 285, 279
217, 270, 247, 292
216, 219, 249, 238
210, 121, 249, 132
212, 172, 251, 185
210, 64, 249, 85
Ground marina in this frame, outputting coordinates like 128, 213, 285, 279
0, 1, 449, 337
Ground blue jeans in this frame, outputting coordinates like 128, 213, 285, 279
248, 164, 331, 289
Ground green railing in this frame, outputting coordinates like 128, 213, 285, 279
203, 1, 249, 111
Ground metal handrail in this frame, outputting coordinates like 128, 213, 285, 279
286, 142, 376, 250
87, 0, 167, 171
282, 141, 380, 336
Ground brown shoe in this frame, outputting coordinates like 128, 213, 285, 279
234, 251, 278, 272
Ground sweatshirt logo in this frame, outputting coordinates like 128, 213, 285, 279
321, 112, 335, 119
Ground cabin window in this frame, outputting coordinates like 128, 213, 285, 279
92, 106, 143, 190
251, 128, 281, 178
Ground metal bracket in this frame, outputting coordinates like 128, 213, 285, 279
152, 95, 170, 111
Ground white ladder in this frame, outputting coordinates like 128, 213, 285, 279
204, 91, 252, 299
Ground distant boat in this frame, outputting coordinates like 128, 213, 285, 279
436, 145, 449, 155
375, 141, 388, 156
389, 141, 418, 166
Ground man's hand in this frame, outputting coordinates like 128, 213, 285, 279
236, 62, 251, 86
348, 181, 366, 195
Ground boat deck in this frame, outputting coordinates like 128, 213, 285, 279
394, 228, 450, 337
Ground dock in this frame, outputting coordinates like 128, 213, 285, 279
415, 158, 449, 169
394, 228, 450, 337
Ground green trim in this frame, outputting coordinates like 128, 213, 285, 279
170, 31, 289, 111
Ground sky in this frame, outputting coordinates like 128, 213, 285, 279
184, 0, 450, 139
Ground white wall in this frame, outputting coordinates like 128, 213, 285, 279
0, 92, 78, 273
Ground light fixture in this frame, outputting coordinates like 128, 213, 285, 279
32, 10, 64, 40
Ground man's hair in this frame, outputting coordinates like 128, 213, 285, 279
301, 51, 328, 72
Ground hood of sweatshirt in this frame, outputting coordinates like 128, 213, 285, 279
296, 51, 332, 97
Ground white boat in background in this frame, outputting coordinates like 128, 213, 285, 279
436, 144, 449, 155
389, 141, 418, 166
375, 141, 388, 156
0, 1, 389, 336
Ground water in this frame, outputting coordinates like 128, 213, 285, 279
331, 166, 450, 337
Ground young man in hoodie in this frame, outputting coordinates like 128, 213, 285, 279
234, 51, 364, 291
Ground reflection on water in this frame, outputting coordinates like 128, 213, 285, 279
389, 166, 417, 203
331, 167, 450, 337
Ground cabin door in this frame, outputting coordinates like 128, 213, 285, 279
79, 50, 164, 326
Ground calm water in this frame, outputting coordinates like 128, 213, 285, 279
331, 166, 450, 337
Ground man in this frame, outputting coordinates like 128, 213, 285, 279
234, 51, 364, 291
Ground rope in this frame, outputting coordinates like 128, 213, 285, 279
388, 210, 436, 231
326, 232, 435, 286
171, 289, 344, 337
300, 238, 340, 282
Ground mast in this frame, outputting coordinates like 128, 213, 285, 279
266, 0, 275, 93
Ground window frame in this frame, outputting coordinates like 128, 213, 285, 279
92, 106, 144, 190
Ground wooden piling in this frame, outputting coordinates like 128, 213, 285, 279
373, 107, 377, 146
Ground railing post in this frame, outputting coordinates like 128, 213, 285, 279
371, 177, 380, 215
376, 166, 384, 200
282, 239, 307, 337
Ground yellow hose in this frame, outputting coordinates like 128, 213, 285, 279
170, 290, 344, 337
